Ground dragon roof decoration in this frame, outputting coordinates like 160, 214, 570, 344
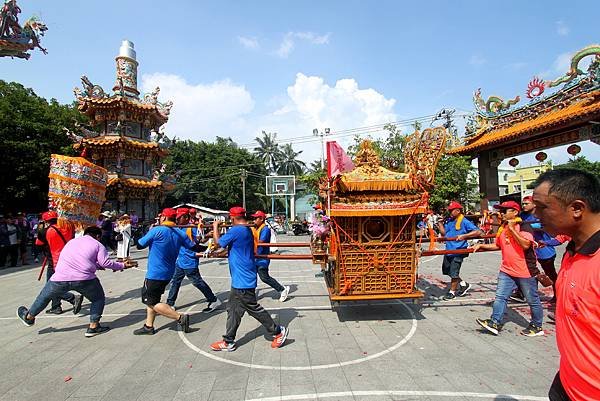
0, 0, 47, 59
464, 44, 600, 141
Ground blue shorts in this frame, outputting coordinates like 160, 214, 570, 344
441, 255, 465, 278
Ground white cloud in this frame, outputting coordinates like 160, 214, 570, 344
141, 72, 397, 164
276, 32, 330, 58
238, 36, 260, 50
469, 54, 486, 66
141, 73, 254, 141
556, 20, 569, 36
255, 73, 397, 162
539, 50, 593, 78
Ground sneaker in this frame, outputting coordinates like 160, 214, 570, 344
133, 325, 155, 335
271, 325, 289, 348
457, 282, 472, 297
72, 294, 83, 315
210, 340, 236, 352
476, 318, 500, 335
17, 306, 35, 327
85, 325, 110, 337
314, 272, 324, 278
521, 324, 544, 337
509, 293, 526, 303
279, 286, 290, 302
34, 258, 39, 263
202, 298, 222, 313
45, 306, 64, 315
178, 313, 190, 333
442, 292, 456, 300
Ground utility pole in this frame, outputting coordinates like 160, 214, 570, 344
432, 108, 457, 148
313, 127, 331, 170
240, 168, 248, 210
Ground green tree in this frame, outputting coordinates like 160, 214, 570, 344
254, 131, 282, 174
298, 160, 325, 197
554, 155, 600, 178
428, 155, 480, 212
277, 143, 306, 176
164, 137, 268, 212
0, 81, 84, 212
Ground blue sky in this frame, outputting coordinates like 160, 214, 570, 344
4, 0, 599, 166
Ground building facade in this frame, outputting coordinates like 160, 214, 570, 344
73, 40, 173, 221
507, 163, 551, 194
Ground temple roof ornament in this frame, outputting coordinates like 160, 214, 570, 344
74, 40, 173, 125
452, 44, 600, 155
0, 0, 47, 59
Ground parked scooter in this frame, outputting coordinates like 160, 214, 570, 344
292, 221, 310, 236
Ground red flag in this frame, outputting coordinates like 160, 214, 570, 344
327, 141, 354, 178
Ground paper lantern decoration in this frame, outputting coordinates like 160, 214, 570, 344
509, 158, 519, 167
535, 152, 548, 162
567, 144, 581, 156
48, 154, 108, 229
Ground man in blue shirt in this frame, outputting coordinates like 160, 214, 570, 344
210, 206, 288, 352
166, 208, 221, 312
133, 208, 198, 335
251, 210, 290, 302
437, 201, 482, 300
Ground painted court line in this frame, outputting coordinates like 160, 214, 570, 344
178, 301, 417, 370
244, 390, 549, 401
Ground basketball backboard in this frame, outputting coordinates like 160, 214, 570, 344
265, 175, 296, 196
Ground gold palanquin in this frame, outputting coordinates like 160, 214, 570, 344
321, 128, 446, 301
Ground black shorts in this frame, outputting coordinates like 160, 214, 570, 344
441, 255, 465, 278
141, 278, 170, 306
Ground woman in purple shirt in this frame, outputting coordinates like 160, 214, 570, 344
17, 226, 134, 337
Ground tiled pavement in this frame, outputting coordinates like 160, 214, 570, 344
0, 235, 559, 401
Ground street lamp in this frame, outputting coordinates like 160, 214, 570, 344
313, 128, 331, 170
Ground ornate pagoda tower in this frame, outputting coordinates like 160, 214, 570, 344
73, 40, 174, 220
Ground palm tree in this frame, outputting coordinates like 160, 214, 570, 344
277, 143, 306, 176
254, 131, 281, 174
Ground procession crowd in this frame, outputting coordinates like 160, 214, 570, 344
5, 168, 600, 400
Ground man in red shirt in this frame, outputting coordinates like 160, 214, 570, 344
37, 211, 82, 315
471, 200, 544, 337
533, 169, 600, 401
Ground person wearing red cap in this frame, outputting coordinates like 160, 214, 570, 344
209, 206, 288, 351
165, 208, 221, 312
36, 211, 81, 315
518, 195, 568, 303
472, 200, 544, 337
251, 210, 290, 302
532, 169, 600, 400
133, 207, 202, 335
437, 201, 482, 300
188, 208, 199, 224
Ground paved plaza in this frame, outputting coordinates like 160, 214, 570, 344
0, 234, 559, 401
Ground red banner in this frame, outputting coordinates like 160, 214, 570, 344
327, 141, 355, 178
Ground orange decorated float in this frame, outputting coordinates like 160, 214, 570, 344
313, 127, 447, 302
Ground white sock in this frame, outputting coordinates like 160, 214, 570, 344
460, 281, 467, 286
449, 290, 455, 295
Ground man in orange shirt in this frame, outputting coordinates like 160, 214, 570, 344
471, 200, 544, 337
37, 211, 82, 315
533, 169, 600, 401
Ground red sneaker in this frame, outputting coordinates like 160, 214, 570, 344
271, 325, 288, 348
210, 340, 236, 352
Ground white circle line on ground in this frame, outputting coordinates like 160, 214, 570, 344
178, 301, 417, 371
420, 255, 441, 263
244, 390, 549, 401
